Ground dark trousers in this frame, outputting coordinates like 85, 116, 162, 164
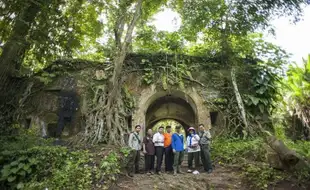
173, 151, 184, 171
164, 145, 174, 171
144, 154, 155, 172
201, 144, 212, 171
188, 151, 200, 169
155, 146, 164, 172
127, 150, 140, 174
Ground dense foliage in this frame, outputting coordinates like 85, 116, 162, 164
0, 0, 310, 189
212, 136, 310, 189
0, 128, 131, 189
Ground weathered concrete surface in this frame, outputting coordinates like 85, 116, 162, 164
130, 83, 212, 137
24, 56, 222, 138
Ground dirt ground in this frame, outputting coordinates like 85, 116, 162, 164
109, 164, 310, 190
110, 165, 247, 190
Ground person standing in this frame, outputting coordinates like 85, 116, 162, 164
164, 126, 173, 172
171, 125, 185, 175
143, 129, 155, 175
186, 127, 200, 173
153, 126, 165, 174
198, 124, 213, 173
127, 125, 142, 177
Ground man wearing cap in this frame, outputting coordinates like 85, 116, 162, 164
198, 124, 213, 173
186, 127, 200, 173
164, 125, 173, 172
153, 126, 165, 174
171, 125, 185, 175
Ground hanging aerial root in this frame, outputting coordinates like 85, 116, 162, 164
74, 85, 130, 145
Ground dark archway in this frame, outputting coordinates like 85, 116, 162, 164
145, 93, 197, 134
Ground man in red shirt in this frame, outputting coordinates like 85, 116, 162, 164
164, 126, 173, 172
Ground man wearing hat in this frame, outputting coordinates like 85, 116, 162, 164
171, 125, 185, 175
186, 127, 200, 173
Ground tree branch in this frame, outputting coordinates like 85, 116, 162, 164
106, 0, 143, 110
231, 66, 249, 136
182, 76, 206, 87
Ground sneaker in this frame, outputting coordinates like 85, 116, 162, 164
187, 169, 192, 173
207, 169, 213, 174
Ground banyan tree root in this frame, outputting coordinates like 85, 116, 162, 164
266, 136, 310, 171
77, 85, 130, 145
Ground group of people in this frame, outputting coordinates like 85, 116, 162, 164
127, 124, 213, 177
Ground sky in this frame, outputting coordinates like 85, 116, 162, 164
151, 6, 310, 65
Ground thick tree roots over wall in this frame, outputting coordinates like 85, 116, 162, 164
77, 84, 131, 145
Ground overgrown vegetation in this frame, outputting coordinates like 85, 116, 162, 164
0, 128, 131, 190
211, 132, 310, 189
1, 0, 310, 189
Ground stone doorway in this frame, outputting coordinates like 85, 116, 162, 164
132, 87, 210, 138
145, 93, 197, 133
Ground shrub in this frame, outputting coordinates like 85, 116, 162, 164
211, 138, 266, 164
99, 147, 131, 187
242, 163, 286, 189
0, 146, 95, 190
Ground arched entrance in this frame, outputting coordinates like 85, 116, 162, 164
145, 93, 197, 134
131, 86, 211, 137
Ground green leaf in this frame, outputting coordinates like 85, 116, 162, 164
11, 168, 19, 174
186, 71, 193, 80
23, 164, 30, 171
7, 176, 16, 182
29, 158, 37, 164
10, 161, 19, 166
18, 163, 25, 169
258, 104, 264, 113
256, 87, 266, 94
18, 170, 26, 177
1, 167, 11, 177
248, 95, 260, 105
18, 156, 27, 162
17, 182, 24, 189
26, 168, 32, 174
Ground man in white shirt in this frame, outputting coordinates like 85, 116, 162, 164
153, 126, 165, 174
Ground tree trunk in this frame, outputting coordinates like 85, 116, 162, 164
231, 66, 249, 136
106, 0, 143, 109
80, 0, 143, 145
0, 1, 47, 130
266, 136, 310, 171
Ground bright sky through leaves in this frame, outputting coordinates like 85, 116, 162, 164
151, 7, 310, 65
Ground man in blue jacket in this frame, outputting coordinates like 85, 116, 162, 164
171, 125, 185, 175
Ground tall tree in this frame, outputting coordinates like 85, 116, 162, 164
0, 0, 52, 129
81, 0, 167, 144
169, 0, 307, 136
285, 55, 310, 140
0, 0, 103, 131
